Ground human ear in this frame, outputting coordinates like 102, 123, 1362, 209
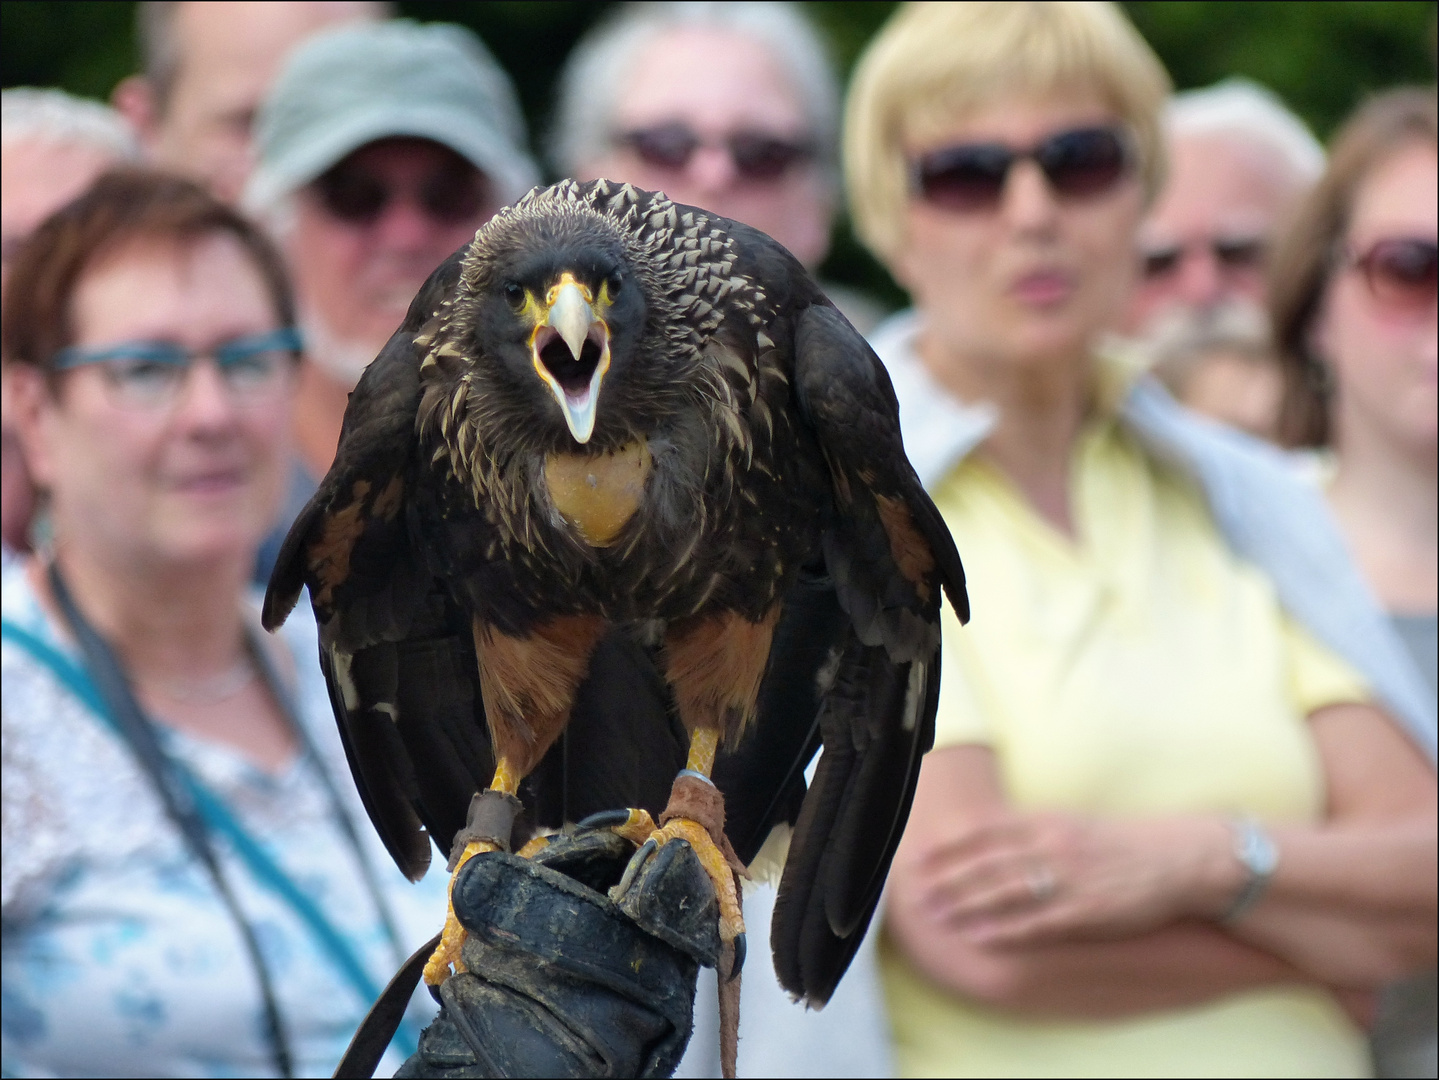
5, 365, 62, 489
110, 76, 162, 151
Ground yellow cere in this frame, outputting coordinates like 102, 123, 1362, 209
546, 272, 592, 308
526, 270, 615, 384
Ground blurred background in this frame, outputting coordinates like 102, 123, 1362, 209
5, 0, 1436, 307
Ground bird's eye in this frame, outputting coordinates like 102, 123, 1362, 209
605, 271, 623, 299
503, 282, 526, 308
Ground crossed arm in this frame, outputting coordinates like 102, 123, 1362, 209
884, 702, 1437, 1020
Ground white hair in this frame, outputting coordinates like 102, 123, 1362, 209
549, 1, 839, 180
1167, 77, 1324, 188
1, 87, 139, 159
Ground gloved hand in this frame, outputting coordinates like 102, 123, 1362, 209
395, 827, 722, 1079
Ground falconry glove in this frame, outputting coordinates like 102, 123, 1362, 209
395, 828, 721, 1079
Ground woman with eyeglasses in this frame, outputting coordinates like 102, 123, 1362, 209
1269, 88, 1438, 1079
0, 170, 442, 1077
841, 5, 1436, 1077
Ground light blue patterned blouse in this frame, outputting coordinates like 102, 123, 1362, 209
1, 561, 450, 1077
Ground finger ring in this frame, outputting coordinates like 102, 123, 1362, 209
1026, 865, 1056, 902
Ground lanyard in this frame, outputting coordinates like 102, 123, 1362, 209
2, 565, 417, 1070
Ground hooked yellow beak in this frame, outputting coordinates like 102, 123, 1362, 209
530, 273, 611, 444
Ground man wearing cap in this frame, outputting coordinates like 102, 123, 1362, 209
245, 19, 539, 483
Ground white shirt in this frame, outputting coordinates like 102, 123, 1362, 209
1, 561, 449, 1077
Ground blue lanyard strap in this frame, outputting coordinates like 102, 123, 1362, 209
1, 615, 416, 1057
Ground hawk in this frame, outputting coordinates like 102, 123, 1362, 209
263, 180, 966, 1061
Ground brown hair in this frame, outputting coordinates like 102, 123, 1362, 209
1269, 87, 1438, 448
1, 168, 296, 378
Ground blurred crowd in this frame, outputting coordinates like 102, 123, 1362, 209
1, 3, 1434, 1079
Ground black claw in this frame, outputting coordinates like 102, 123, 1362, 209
610, 836, 657, 901
576, 808, 632, 831
728, 933, 746, 981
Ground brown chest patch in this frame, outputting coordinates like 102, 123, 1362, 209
543, 440, 652, 547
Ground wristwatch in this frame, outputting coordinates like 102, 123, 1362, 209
1222, 815, 1279, 923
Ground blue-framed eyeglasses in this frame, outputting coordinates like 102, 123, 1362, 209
50, 327, 302, 407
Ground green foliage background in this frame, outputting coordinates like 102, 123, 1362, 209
4, 0, 1435, 305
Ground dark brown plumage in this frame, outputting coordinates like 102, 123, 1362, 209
263, 178, 967, 1013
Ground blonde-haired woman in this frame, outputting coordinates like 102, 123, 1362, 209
845, 4, 1437, 1076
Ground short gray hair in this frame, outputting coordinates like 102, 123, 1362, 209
135, 1, 394, 110
1, 87, 139, 159
1167, 78, 1325, 189
135, 2, 183, 107
550, 1, 839, 179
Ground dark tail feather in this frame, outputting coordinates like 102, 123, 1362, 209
771, 632, 935, 1006
821, 656, 934, 938
771, 711, 849, 1001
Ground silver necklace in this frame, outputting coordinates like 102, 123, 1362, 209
152, 656, 257, 705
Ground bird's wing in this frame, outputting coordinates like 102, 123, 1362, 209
771, 300, 968, 1005
263, 248, 495, 880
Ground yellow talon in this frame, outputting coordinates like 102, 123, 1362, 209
614, 808, 658, 846
425, 758, 525, 985
653, 818, 745, 944
423, 838, 498, 985
515, 835, 551, 858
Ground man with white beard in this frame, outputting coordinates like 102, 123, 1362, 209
244, 19, 538, 487
1122, 79, 1324, 441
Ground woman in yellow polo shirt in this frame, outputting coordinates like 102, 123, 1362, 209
843, 4, 1438, 1076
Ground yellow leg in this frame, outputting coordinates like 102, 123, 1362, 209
423, 758, 521, 986
491, 756, 521, 794
686, 727, 719, 774
650, 727, 745, 948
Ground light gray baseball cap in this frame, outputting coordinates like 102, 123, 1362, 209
245, 20, 540, 212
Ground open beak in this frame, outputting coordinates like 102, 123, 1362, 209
530, 275, 611, 444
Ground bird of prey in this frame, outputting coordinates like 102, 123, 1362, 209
263, 178, 967, 1041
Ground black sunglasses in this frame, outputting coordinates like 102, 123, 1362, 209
616, 123, 815, 182
911, 126, 1132, 211
1142, 235, 1267, 280
314, 162, 487, 226
1345, 237, 1438, 310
